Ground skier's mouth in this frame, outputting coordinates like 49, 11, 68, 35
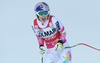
41, 18, 46, 21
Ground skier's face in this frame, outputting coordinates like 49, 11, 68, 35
38, 15, 48, 22
37, 11, 49, 22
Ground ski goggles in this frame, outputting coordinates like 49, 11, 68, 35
37, 11, 49, 16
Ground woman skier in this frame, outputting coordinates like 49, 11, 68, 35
32, 2, 72, 63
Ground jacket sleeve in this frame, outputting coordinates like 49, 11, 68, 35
57, 20, 67, 43
52, 16, 67, 43
31, 23, 44, 46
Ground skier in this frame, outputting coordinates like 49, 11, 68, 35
32, 2, 72, 63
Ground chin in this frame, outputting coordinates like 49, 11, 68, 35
42, 20, 46, 22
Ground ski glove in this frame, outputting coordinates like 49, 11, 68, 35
39, 46, 45, 54
55, 40, 65, 51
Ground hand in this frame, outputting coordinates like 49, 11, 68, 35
55, 40, 65, 51
39, 46, 45, 54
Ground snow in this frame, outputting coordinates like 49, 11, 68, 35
0, 0, 100, 63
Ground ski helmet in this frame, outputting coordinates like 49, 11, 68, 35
34, 2, 50, 16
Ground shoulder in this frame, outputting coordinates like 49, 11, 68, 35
32, 18, 37, 26
51, 15, 59, 21
51, 15, 61, 24
31, 18, 39, 31
31, 18, 39, 34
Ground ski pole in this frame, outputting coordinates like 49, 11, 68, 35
41, 53, 44, 63
64, 43, 100, 51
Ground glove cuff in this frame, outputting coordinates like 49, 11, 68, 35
58, 40, 63, 44
39, 45, 45, 51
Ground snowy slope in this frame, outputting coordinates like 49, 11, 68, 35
0, 0, 100, 63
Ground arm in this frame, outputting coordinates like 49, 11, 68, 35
54, 17, 67, 43
31, 25, 44, 47
32, 25, 45, 54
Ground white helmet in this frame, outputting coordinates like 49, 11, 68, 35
34, 2, 50, 16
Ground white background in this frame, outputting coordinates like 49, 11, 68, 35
0, 0, 100, 63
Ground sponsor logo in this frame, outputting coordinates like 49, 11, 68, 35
39, 28, 57, 37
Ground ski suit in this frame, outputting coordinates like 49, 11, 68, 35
32, 15, 72, 63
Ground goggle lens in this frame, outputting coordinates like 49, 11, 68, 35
38, 11, 48, 16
